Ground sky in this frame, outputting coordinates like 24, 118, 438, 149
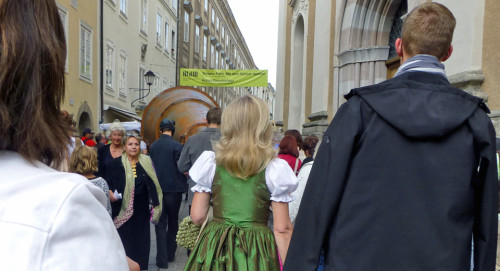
226, 0, 279, 87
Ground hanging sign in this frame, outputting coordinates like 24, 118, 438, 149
180, 68, 268, 87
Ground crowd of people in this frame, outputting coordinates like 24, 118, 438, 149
1, 1, 499, 271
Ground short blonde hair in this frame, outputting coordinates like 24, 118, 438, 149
214, 95, 275, 179
402, 2, 456, 59
69, 146, 98, 174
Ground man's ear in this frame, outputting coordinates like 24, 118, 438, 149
441, 45, 453, 62
395, 38, 403, 57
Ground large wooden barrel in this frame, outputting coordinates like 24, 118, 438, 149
141, 86, 219, 146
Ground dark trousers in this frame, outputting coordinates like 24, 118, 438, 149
155, 192, 183, 268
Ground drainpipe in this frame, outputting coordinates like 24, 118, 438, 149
99, 0, 104, 124
175, 0, 180, 86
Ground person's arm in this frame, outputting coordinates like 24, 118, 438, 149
43, 182, 129, 270
191, 192, 211, 225
177, 140, 192, 174
469, 111, 498, 271
284, 102, 361, 271
272, 201, 293, 263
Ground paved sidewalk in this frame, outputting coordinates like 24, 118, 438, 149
147, 197, 190, 271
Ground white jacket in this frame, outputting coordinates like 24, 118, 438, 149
0, 151, 128, 271
289, 161, 313, 224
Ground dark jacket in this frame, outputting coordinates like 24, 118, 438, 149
149, 134, 187, 193
285, 72, 498, 271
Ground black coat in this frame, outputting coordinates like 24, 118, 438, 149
285, 72, 498, 271
149, 134, 187, 193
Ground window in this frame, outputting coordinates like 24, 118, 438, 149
79, 23, 92, 81
120, 0, 126, 15
57, 6, 68, 72
203, 35, 207, 61
221, 25, 224, 41
210, 45, 214, 68
164, 22, 169, 51
204, 0, 208, 11
156, 13, 162, 46
163, 77, 168, 90
105, 42, 115, 89
171, 31, 176, 57
211, 8, 215, 24
173, 0, 177, 12
183, 12, 190, 43
195, 25, 200, 53
119, 52, 127, 96
215, 51, 219, 68
141, 0, 147, 33
216, 16, 219, 31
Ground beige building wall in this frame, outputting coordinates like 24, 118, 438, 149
177, 0, 260, 109
103, 0, 177, 124
276, 0, 500, 134
57, 0, 99, 136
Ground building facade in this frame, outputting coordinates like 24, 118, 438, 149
276, 0, 500, 135
177, 0, 260, 109
102, 0, 178, 123
56, 0, 100, 136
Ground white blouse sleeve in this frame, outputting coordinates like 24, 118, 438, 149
189, 151, 216, 193
265, 158, 299, 202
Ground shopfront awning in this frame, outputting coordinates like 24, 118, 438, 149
103, 104, 142, 122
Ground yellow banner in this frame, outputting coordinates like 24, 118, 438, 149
180, 69, 268, 87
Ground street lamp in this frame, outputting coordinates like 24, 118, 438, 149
131, 70, 156, 107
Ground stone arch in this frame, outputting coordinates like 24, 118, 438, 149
336, 0, 406, 105
76, 101, 94, 136
289, 15, 305, 130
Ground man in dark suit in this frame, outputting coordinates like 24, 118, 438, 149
149, 118, 187, 270
285, 3, 497, 271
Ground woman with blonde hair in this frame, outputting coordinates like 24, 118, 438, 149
97, 119, 126, 178
104, 134, 163, 270
70, 145, 112, 216
184, 95, 298, 270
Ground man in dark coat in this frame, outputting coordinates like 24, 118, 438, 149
149, 118, 187, 270
285, 3, 498, 271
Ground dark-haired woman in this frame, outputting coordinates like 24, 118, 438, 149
0, 0, 128, 269
278, 135, 302, 175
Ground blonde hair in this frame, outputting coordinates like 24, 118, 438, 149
214, 95, 275, 179
402, 2, 456, 59
69, 146, 98, 174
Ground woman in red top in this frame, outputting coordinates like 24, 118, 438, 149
278, 135, 302, 175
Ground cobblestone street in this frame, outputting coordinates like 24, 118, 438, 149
147, 197, 190, 271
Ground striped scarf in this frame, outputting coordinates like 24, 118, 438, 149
394, 54, 447, 79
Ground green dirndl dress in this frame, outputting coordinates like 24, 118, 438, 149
184, 166, 280, 271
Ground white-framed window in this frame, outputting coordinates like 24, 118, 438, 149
171, 30, 176, 56
203, 35, 207, 61
184, 11, 190, 43
120, 0, 126, 15
57, 5, 69, 72
164, 22, 169, 51
210, 45, 215, 68
105, 41, 115, 89
204, 0, 208, 11
215, 51, 219, 68
211, 8, 215, 24
154, 77, 159, 94
141, 0, 147, 34
173, 0, 177, 12
221, 25, 224, 41
119, 51, 127, 96
216, 16, 219, 31
195, 25, 200, 53
79, 22, 92, 81
163, 77, 168, 91
156, 12, 162, 46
